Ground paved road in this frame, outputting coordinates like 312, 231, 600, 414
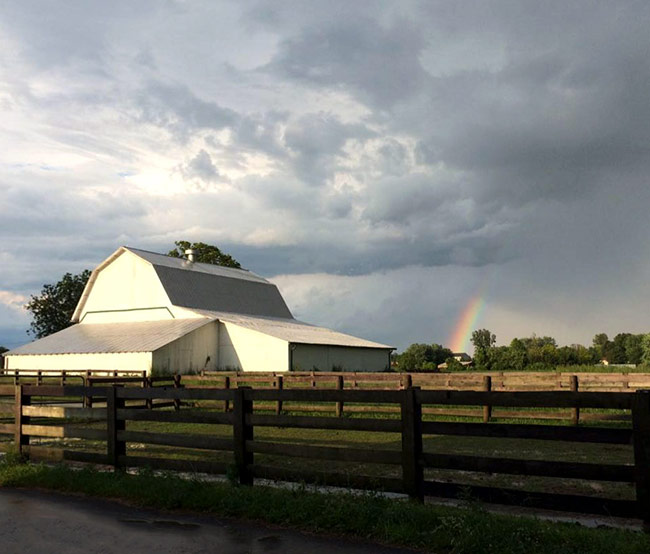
0, 488, 414, 554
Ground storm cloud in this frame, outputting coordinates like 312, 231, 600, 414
1, 1, 650, 350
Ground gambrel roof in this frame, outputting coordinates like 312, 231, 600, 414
72, 246, 292, 322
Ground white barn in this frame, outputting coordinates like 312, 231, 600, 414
4, 247, 393, 375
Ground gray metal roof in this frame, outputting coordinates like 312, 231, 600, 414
196, 310, 393, 349
6, 318, 213, 356
125, 247, 269, 283
154, 265, 293, 318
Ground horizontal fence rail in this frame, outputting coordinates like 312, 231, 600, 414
1, 384, 649, 528
6, 369, 650, 424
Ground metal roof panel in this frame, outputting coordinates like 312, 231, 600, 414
6, 318, 214, 356
195, 310, 393, 349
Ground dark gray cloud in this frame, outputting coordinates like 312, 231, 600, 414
266, 15, 427, 108
181, 150, 222, 182
134, 82, 238, 141
283, 113, 374, 185
2, 1, 650, 350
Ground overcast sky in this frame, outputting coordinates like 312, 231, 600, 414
2, 1, 650, 352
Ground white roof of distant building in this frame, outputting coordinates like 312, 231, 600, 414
7, 318, 212, 355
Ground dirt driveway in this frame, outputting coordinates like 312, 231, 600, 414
0, 488, 414, 554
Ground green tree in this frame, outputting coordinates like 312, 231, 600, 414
624, 334, 644, 365
430, 343, 453, 366
487, 346, 511, 372
592, 333, 609, 360
471, 329, 496, 370
507, 338, 528, 371
0, 346, 7, 355
642, 334, 650, 366
399, 343, 434, 371
610, 333, 631, 364
168, 240, 241, 268
556, 346, 578, 366
25, 270, 92, 338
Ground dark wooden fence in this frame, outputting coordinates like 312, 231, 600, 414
197, 370, 650, 393
4, 369, 650, 424
0, 369, 146, 385
1, 383, 649, 527
193, 371, 650, 424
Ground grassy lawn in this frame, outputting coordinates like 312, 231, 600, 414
0, 457, 648, 554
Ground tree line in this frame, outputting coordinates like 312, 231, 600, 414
395, 329, 650, 372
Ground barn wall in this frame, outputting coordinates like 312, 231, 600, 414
291, 345, 390, 372
4, 352, 152, 373
79, 250, 171, 323
152, 321, 218, 375
218, 322, 288, 372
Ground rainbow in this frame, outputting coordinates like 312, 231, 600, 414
448, 295, 486, 353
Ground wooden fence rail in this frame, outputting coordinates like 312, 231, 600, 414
6, 369, 650, 424
1, 383, 649, 527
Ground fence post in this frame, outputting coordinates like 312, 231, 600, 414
401, 386, 424, 502
84, 372, 92, 408
36, 370, 42, 386
145, 376, 153, 410
336, 375, 344, 417
224, 376, 231, 412
483, 376, 492, 423
233, 387, 254, 485
60, 371, 67, 386
276, 375, 283, 415
14, 385, 30, 457
633, 390, 650, 531
106, 386, 125, 471
13, 370, 18, 385
402, 374, 412, 389
173, 374, 181, 411
571, 375, 580, 425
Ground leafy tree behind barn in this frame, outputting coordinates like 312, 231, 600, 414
25, 270, 91, 339
168, 240, 241, 268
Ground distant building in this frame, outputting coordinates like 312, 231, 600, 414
452, 352, 472, 363
4, 247, 393, 374
438, 352, 473, 370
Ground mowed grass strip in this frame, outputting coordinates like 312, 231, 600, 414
0, 458, 649, 554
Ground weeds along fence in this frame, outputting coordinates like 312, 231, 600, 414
1, 383, 650, 527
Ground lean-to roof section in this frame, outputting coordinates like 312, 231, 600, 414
7, 318, 214, 355
196, 310, 393, 349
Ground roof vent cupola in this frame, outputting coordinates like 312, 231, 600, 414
185, 249, 196, 263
